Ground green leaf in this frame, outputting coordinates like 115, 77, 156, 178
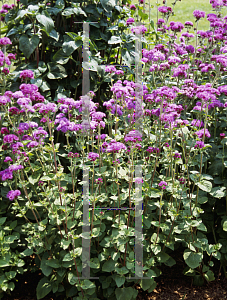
89, 257, 100, 269
0, 217, 6, 225
156, 252, 170, 263
115, 266, 129, 275
49, 29, 59, 41
55, 0, 65, 9
63, 39, 82, 56
40, 174, 55, 181
115, 287, 138, 300
209, 187, 226, 198
41, 259, 52, 277
0, 253, 11, 267
36, 277, 52, 300
82, 280, 96, 290
114, 275, 125, 287
198, 196, 208, 204
19, 35, 40, 58
29, 173, 41, 185
196, 180, 212, 193
52, 49, 69, 65
164, 256, 176, 267
46, 259, 60, 268
183, 250, 203, 269
223, 220, 227, 231
68, 272, 79, 285
204, 270, 215, 281
102, 259, 115, 272
139, 278, 155, 291
47, 63, 67, 79
108, 35, 122, 44
20, 248, 33, 257
36, 13, 54, 33
100, 0, 116, 12
138, 10, 148, 20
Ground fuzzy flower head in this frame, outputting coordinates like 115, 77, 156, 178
220, 133, 225, 139
194, 141, 205, 149
158, 181, 168, 189
195, 128, 211, 139
193, 10, 206, 20
95, 177, 103, 184
131, 25, 147, 34
88, 152, 99, 162
0, 37, 12, 45
7, 189, 21, 201
126, 17, 135, 26
19, 70, 34, 81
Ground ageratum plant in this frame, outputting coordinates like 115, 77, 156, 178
1, 0, 227, 299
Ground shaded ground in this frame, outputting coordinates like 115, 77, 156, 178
3, 251, 227, 300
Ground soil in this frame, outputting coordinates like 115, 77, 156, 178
2, 251, 227, 300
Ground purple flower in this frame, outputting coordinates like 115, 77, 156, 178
4, 157, 13, 163
27, 141, 39, 148
105, 66, 117, 73
131, 25, 147, 34
158, 6, 172, 14
0, 37, 12, 45
95, 178, 103, 184
39, 103, 57, 114
173, 152, 181, 159
135, 177, 143, 184
185, 45, 195, 54
193, 10, 206, 19
185, 21, 193, 26
0, 169, 13, 181
172, 64, 189, 79
195, 141, 205, 149
130, 4, 136, 10
179, 178, 186, 185
169, 21, 184, 32
2, 67, 9, 75
126, 17, 135, 26
195, 129, 211, 139
9, 164, 24, 172
88, 152, 99, 161
19, 70, 34, 81
124, 130, 142, 143
106, 140, 127, 153
220, 133, 225, 139
0, 95, 11, 105
95, 134, 106, 140
158, 181, 168, 189
7, 190, 21, 201
191, 119, 204, 127
3, 134, 19, 144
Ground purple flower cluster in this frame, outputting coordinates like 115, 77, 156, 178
88, 152, 99, 161
106, 140, 127, 153
195, 129, 211, 139
20, 70, 34, 81
7, 190, 21, 201
193, 10, 206, 19
0, 37, 12, 45
158, 181, 168, 189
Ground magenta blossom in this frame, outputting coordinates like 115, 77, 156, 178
158, 181, 168, 189
88, 152, 99, 161
193, 10, 205, 19
20, 70, 34, 81
7, 190, 21, 201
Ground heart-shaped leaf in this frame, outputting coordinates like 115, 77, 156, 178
19, 35, 39, 58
